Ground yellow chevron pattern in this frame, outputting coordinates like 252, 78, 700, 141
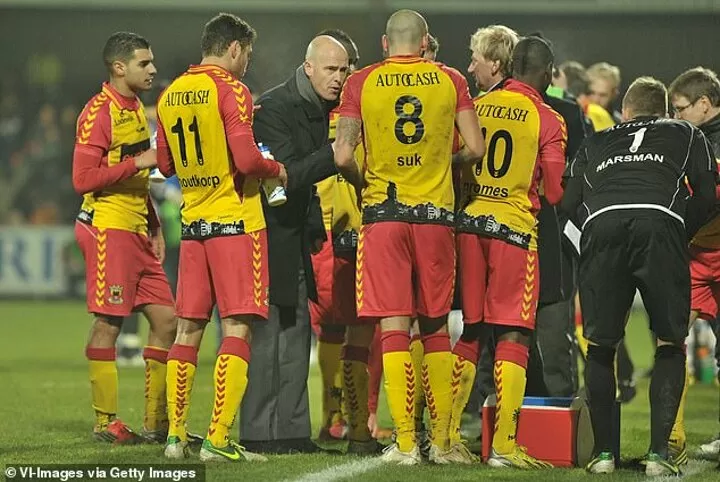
95, 229, 108, 307
78, 93, 108, 145
250, 232, 264, 307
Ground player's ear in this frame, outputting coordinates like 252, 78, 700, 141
303, 60, 313, 78
381, 35, 389, 56
111, 60, 126, 78
228, 40, 240, 60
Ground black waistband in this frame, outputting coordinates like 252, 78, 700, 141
362, 200, 455, 227
333, 229, 358, 252
76, 209, 94, 225
456, 212, 532, 249
181, 219, 246, 240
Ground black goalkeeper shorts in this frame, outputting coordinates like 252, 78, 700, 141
579, 210, 690, 347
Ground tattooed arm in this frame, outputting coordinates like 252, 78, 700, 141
332, 116, 364, 191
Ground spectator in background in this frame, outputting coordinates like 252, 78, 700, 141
587, 61, 622, 122
558, 61, 615, 131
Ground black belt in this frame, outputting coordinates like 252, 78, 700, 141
456, 212, 532, 250
181, 219, 246, 240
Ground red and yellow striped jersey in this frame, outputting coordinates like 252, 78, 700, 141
75, 83, 151, 233
157, 65, 266, 235
458, 79, 567, 250
338, 55, 474, 226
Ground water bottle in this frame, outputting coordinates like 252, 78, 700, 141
258, 143, 287, 207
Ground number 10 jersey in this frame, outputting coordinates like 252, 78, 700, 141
457, 79, 567, 250
157, 65, 265, 236
338, 55, 474, 226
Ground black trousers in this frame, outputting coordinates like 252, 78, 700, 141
240, 268, 312, 441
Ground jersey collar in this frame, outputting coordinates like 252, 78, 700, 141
385, 54, 424, 64
187, 64, 235, 77
503, 78, 542, 100
102, 82, 140, 111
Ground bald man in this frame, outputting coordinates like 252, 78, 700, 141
334, 9, 484, 465
239, 35, 349, 454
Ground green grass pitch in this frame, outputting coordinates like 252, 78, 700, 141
1, 300, 720, 480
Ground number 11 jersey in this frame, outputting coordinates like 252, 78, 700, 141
457, 79, 567, 250
338, 55, 474, 226
157, 65, 265, 235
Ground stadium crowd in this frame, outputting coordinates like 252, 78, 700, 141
28, 6, 720, 478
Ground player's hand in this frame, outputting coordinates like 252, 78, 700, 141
277, 163, 288, 188
151, 229, 166, 263
134, 149, 157, 170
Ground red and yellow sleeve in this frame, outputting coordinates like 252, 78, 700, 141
338, 70, 365, 119
216, 76, 280, 178
538, 105, 568, 205
72, 95, 138, 194
442, 66, 474, 113
156, 105, 175, 178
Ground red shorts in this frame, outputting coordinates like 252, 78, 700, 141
357, 222, 454, 319
690, 245, 720, 320
309, 233, 359, 328
458, 233, 539, 330
176, 230, 269, 320
75, 222, 174, 317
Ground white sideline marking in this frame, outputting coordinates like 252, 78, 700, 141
286, 457, 384, 482
648, 459, 712, 481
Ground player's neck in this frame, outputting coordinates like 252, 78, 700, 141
108, 78, 136, 98
200, 56, 231, 73
387, 48, 421, 58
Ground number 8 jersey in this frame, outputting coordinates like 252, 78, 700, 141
338, 55, 474, 226
457, 79, 567, 250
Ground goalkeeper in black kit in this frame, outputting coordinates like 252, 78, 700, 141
562, 77, 717, 476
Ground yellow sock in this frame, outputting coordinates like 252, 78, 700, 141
334, 363, 346, 426
449, 352, 478, 445
409, 335, 425, 427
86, 347, 118, 429
576, 324, 589, 359
143, 346, 169, 432
207, 336, 250, 447
381, 331, 416, 453
421, 333, 453, 450
670, 359, 689, 448
342, 346, 371, 442
492, 341, 529, 455
167, 345, 198, 441
317, 338, 344, 427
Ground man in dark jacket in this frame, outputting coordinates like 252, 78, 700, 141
525, 89, 591, 397
240, 35, 349, 454
668, 67, 720, 464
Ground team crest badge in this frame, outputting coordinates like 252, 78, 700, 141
108, 285, 124, 305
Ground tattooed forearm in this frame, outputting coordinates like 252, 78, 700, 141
336, 117, 362, 149
333, 116, 363, 190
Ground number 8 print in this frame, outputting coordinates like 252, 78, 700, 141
394, 95, 425, 145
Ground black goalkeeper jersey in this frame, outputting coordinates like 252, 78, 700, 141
562, 116, 717, 236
